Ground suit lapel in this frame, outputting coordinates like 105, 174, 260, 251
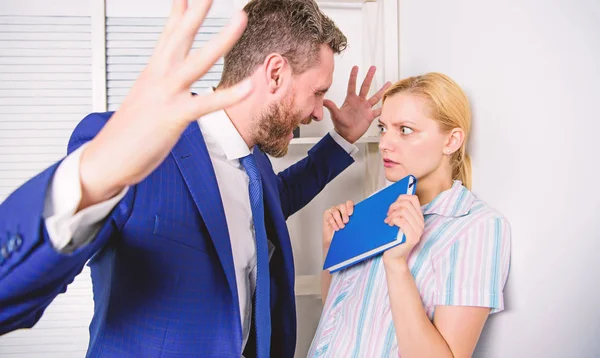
171, 122, 239, 313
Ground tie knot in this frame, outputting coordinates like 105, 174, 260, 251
240, 153, 260, 182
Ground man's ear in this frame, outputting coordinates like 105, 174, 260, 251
263, 53, 289, 94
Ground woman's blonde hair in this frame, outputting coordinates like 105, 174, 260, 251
382, 72, 472, 189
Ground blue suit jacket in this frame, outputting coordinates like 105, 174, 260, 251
0, 112, 354, 357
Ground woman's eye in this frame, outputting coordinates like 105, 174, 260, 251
378, 125, 387, 134
401, 126, 413, 135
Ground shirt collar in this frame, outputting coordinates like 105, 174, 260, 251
421, 180, 474, 217
196, 90, 251, 161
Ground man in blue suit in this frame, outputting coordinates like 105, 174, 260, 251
0, 0, 389, 356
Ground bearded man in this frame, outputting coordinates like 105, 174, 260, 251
0, 0, 389, 357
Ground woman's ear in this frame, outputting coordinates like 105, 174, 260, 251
443, 128, 465, 155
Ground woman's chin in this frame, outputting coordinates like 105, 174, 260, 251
384, 168, 408, 182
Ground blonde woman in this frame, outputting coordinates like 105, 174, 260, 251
309, 73, 511, 357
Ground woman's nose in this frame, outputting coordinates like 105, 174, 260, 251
379, 135, 392, 152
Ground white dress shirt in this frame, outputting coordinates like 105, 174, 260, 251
43, 111, 358, 350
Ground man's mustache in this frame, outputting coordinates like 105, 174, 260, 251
301, 115, 316, 125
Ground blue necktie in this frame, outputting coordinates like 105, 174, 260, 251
240, 153, 271, 358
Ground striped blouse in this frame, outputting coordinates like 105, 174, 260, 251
308, 180, 511, 357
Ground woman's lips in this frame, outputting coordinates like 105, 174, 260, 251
383, 158, 399, 168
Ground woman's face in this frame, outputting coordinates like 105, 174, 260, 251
378, 93, 450, 183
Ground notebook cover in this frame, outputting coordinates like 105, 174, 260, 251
323, 175, 417, 273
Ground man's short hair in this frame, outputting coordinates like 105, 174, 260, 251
219, 0, 347, 87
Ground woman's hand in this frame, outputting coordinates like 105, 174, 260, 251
382, 194, 424, 264
321, 200, 353, 302
322, 200, 354, 253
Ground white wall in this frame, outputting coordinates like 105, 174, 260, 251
399, 0, 600, 356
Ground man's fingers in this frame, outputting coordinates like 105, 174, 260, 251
368, 81, 392, 107
323, 99, 339, 120
359, 66, 376, 98
171, 0, 188, 16
166, 0, 188, 32
175, 0, 213, 51
372, 107, 382, 119
347, 66, 359, 95
175, 11, 248, 88
184, 78, 253, 121
150, 0, 189, 65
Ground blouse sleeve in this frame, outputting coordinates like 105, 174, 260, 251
432, 216, 511, 313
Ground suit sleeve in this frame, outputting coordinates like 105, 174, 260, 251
0, 112, 134, 335
276, 133, 355, 219
44, 143, 129, 252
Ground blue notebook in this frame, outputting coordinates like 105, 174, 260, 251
323, 175, 417, 273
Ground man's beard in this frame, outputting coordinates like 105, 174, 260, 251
255, 93, 310, 158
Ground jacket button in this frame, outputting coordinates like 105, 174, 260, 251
13, 234, 23, 250
7, 238, 15, 252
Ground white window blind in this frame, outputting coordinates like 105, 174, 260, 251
0, 14, 94, 358
0, 15, 93, 203
106, 16, 226, 111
